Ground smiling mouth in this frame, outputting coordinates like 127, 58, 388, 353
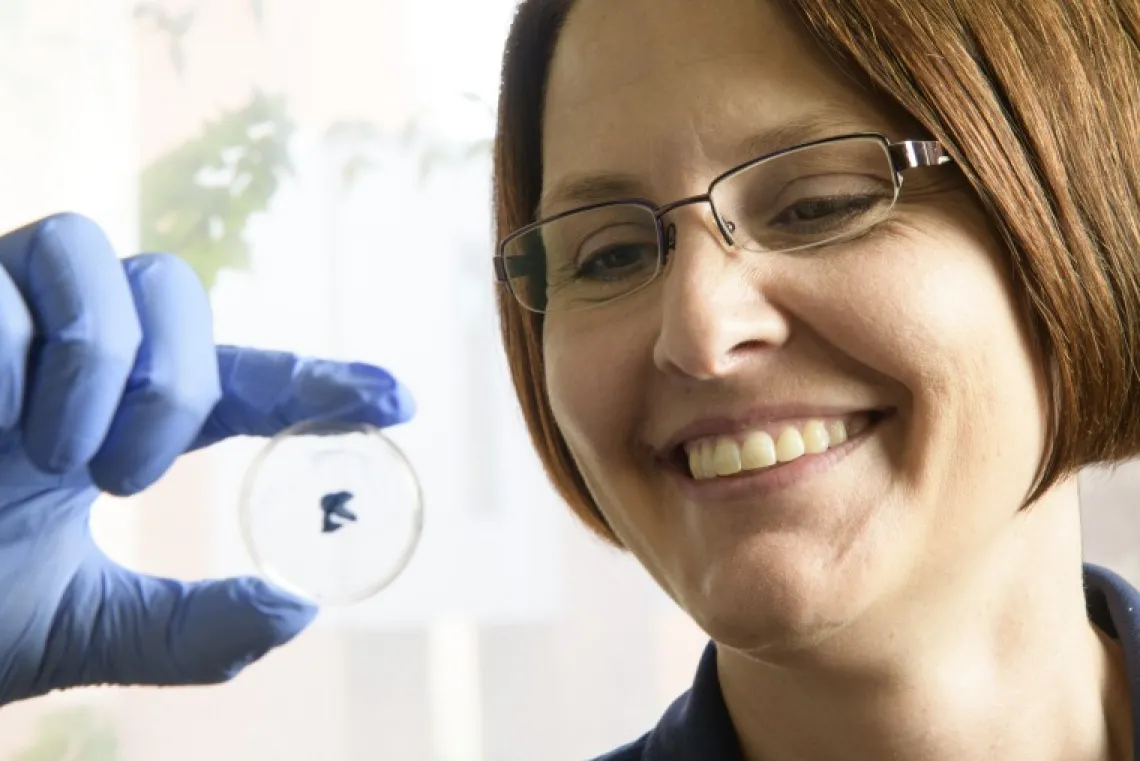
667, 410, 892, 481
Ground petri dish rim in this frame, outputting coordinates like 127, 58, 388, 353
237, 418, 425, 606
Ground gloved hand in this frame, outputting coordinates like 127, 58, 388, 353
0, 213, 415, 706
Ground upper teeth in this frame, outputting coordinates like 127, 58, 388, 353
684, 415, 870, 480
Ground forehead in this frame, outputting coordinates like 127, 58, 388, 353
548, 0, 822, 108
541, 0, 897, 212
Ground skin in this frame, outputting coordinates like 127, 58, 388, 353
538, 1, 1134, 759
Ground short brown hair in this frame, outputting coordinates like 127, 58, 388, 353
492, 0, 1140, 547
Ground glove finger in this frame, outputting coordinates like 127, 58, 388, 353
43, 555, 317, 690
88, 254, 221, 496
0, 266, 32, 431
0, 214, 141, 474
191, 346, 415, 451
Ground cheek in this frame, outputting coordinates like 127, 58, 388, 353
544, 315, 683, 567
796, 217, 1045, 498
544, 316, 651, 474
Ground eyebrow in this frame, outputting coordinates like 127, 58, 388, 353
537, 109, 873, 218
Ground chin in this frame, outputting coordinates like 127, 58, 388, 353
677, 544, 871, 659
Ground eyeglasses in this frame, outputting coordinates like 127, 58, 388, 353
494, 133, 954, 315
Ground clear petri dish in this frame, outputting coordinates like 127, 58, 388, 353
238, 419, 424, 606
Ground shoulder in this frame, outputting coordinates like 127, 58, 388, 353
588, 733, 649, 760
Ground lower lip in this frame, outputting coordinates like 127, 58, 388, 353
668, 416, 886, 503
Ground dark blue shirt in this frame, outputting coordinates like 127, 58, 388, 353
594, 563, 1140, 760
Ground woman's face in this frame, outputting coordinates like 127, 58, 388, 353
540, 0, 1049, 652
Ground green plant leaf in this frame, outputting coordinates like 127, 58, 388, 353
11, 707, 120, 761
138, 89, 296, 292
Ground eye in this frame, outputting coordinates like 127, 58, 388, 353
770, 193, 883, 232
737, 174, 895, 247
576, 243, 657, 282
719, 163, 897, 250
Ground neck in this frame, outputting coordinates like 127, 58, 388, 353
718, 480, 1134, 761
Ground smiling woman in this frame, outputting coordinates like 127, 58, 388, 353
492, 0, 1140, 760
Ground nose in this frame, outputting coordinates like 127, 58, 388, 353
652, 208, 791, 380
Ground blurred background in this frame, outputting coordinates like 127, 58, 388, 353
0, 1, 1136, 759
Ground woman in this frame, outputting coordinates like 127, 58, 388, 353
0, 0, 1136, 757
492, 0, 1140, 758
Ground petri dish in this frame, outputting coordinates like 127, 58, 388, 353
238, 419, 424, 606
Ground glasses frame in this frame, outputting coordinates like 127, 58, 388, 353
494, 132, 955, 314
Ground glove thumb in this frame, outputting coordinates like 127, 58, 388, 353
49, 558, 319, 690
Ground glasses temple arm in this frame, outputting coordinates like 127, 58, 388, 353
888, 140, 955, 173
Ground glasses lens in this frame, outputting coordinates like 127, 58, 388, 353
713, 137, 898, 254
501, 204, 660, 313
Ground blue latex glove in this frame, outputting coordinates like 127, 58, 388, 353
0, 213, 415, 706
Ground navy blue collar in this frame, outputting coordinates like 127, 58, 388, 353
639, 563, 1140, 760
